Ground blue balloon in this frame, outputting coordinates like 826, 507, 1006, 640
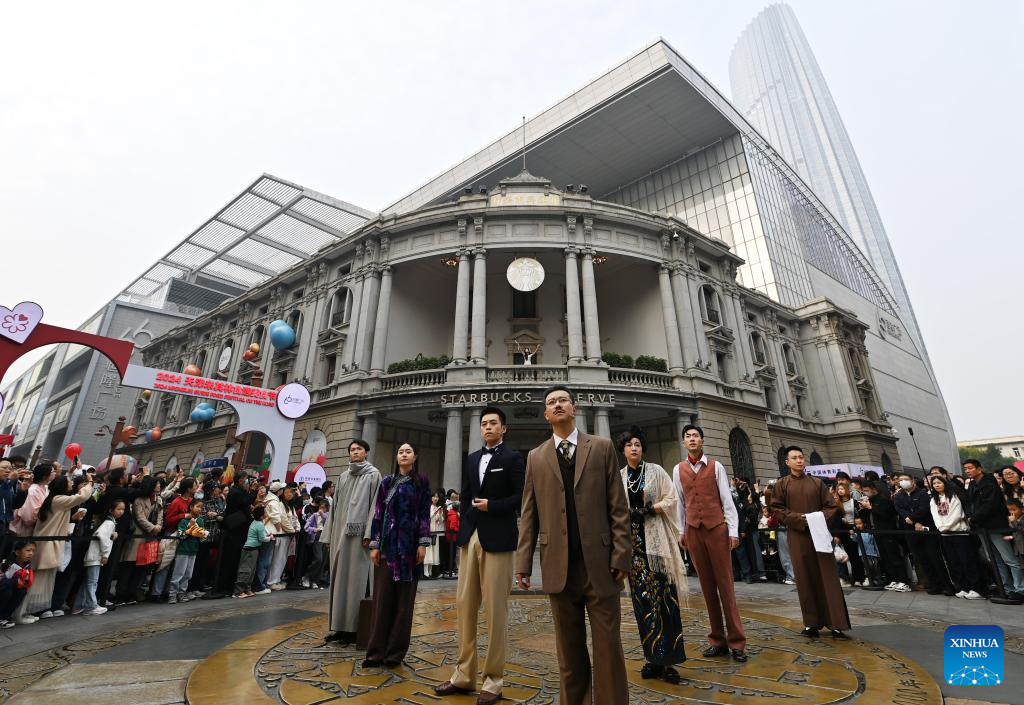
269, 319, 289, 333
145, 430, 153, 443
269, 322, 296, 350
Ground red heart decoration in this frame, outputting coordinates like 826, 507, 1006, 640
17, 314, 28, 322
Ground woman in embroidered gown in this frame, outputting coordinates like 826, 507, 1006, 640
364, 442, 432, 668
617, 426, 687, 683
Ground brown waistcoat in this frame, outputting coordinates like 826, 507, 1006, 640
677, 457, 725, 530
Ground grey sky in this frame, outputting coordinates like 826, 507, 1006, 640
2, 1, 1020, 439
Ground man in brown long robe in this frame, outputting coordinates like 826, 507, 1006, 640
770, 446, 851, 638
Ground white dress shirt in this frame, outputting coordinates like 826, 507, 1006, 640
551, 428, 580, 460
478, 443, 501, 485
672, 454, 740, 538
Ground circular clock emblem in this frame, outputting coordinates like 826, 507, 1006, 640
506, 257, 545, 292
218, 346, 232, 373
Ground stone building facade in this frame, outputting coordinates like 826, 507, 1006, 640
130, 172, 900, 488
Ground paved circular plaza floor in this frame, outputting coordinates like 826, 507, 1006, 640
4, 581, 1022, 704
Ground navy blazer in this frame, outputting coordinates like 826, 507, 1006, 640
458, 444, 526, 553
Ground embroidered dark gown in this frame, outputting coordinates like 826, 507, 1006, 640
626, 465, 686, 666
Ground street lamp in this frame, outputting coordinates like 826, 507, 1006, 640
94, 416, 127, 471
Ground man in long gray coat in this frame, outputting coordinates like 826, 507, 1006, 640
323, 439, 382, 644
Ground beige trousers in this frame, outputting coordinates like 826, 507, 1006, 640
449, 531, 514, 695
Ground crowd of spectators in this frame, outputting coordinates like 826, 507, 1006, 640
0, 454, 337, 628
736, 460, 1024, 602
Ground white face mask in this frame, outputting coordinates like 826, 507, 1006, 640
899, 480, 913, 490
195, 492, 204, 500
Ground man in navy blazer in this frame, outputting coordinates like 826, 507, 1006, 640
435, 406, 525, 705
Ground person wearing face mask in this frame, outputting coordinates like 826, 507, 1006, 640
893, 473, 954, 595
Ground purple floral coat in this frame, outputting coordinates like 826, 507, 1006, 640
369, 472, 432, 581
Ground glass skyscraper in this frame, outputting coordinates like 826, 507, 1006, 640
729, 3, 926, 360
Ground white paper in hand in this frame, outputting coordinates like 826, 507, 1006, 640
805, 511, 834, 553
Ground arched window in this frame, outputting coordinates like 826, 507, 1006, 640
881, 452, 894, 475
326, 288, 354, 328
251, 325, 265, 348
699, 285, 722, 324
749, 332, 767, 366
287, 309, 302, 339
777, 446, 789, 476
810, 450, 824, 466
195, 349, 208, 375
729, 427, 755, 483
782, 344, 798, 375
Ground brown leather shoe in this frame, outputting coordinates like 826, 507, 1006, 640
433, 681, 472, 696
477, 691, 502, 705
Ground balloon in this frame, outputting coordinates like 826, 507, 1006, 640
249, 343, 260, 354
150, 427, 162, 442
65, 442, 82, 459
184, 364, 202, 376
269, 322, 296, 350
145, 430, 153, 443
119, 426, 137, 444
141, 390, 152, 399
316, 453, 327, 467
269, 319, 288, 332
242, 350, 256, 361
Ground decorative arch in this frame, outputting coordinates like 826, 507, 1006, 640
729, 427, 755, 483
810, 450, 825, 466
777, 446, 789, 476
881, 452, 894, 475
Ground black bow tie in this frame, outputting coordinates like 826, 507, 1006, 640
482, 446, 501, 455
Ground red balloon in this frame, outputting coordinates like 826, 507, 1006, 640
65, 442, 82, 459
119, 426, 137, 444
316, 454, 327, 467
184, 364, 202, 376
150, 427, 162, 442
242, 350, 256, 361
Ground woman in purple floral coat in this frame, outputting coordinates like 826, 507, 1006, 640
363, 442, 432, 668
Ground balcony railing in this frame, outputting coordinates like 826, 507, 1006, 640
607, 367, 673, 389
380, 369, 447, 391
486, 366, 568, 383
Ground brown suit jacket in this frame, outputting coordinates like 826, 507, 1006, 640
515, 432, 631, 598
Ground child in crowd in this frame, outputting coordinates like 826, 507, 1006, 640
0, 540, 36, 628
1008, 499, 1024, 560
74, 500, 124, 616
169, 499, 208, 604
853, 516, 881, 586
301, 500, 329, 589
233, 506, 268, 598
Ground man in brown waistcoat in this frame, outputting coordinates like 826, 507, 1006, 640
672, 424, 747, 661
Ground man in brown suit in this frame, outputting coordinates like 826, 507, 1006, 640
515, 385, 632, 705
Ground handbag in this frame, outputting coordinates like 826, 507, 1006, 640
136, 540, 159, 566
833, 544, 849, 564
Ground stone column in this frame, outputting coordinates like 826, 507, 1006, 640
670, 268, 698, 369
575, 409, 588, 434
687, 275, 712, 367
341, 274, 365, 369
675, 412, 688, 461
594, 408, 611, 439
360, 413, 379, 464
470, 249, 487, 364
580, 249, 602, 363
564, 248, 584, 362
355, 269, 381, 372
718, 290, 742, 383
658, 265, 685, 373
468, 408, 482, 451
369, 266, 393, 374
443, 408, 464, 491
451, 250, 471, 363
